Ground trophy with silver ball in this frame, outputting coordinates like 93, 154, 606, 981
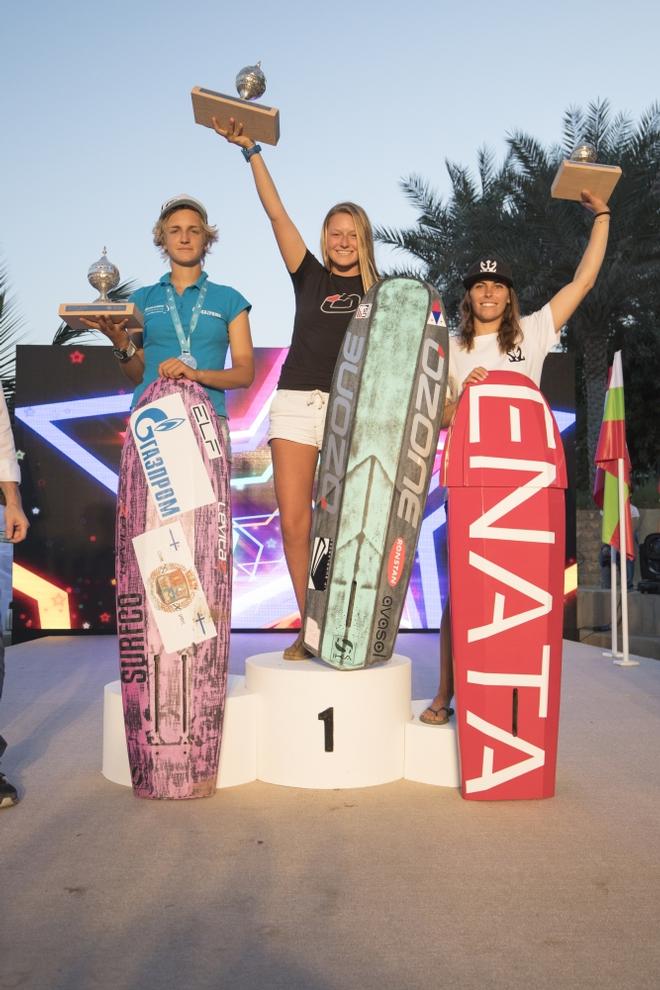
58, 248, 143, 331
551, 143, 622, 203
191, 62, 280, 144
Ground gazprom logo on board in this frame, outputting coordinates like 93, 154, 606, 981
133, 405, 184, 519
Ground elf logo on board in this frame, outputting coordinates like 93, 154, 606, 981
192, 403, 223, 460
461, 381, 560, 795
387, 538, 406, 587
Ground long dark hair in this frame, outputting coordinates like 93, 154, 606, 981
458, 288, 523, 353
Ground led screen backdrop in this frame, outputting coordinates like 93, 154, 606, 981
12, 345, 575, 637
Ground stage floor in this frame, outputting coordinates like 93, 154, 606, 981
1, 633, 659, 990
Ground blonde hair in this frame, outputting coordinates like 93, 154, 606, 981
153, 209, 219, 261
320, 202, 379, 291
458, 287, 523, 354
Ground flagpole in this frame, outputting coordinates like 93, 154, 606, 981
603, 551, 621, 658
614, 455, 638, 667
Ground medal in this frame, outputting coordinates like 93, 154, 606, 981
165, 280, 207, 371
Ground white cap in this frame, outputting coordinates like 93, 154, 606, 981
159, 194, 208, 223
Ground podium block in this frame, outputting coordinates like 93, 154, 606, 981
245, 652, 411, 788
404, 700, 460, 787
102, 653, 461, 792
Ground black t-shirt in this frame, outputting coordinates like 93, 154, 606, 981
278, 250, 364, 392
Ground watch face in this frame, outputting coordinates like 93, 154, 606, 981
113, 340, 136, 362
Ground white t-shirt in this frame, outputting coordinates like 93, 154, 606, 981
447, 303, 558, 402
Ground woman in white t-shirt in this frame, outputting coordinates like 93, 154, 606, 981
421, 188, 611, 725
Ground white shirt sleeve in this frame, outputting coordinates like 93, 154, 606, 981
0, 391, 20, 483
520, 303, 559, 356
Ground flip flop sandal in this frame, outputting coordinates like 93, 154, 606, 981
419, 705, 454, 726
282, 633, 313, 661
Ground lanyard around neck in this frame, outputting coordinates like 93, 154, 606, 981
164, 281, 208, 362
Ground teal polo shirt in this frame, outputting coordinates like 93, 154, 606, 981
129, 271, 251, 417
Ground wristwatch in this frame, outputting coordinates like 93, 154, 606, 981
112, 339, 137, 363
241, 143, 262, 162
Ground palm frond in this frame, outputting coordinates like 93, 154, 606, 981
375, 100, 660, 483
561, 106, 585, 157
0, 261, 26, 406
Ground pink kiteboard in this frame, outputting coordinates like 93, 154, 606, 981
442, 371, 567, 800
115, 377, 231, 799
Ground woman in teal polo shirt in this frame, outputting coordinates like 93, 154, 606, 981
84, 194, 254, 428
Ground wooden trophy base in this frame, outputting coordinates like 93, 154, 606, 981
551, 160, 622, 203
58, 302, 143, 332
191, 86, 280, 145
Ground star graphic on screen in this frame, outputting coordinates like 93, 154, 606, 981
99, 612, 111, 623
69, 350, 86, 365
82, 622, 91, 630
31, 507, 40, 516
15, 450, 25, 460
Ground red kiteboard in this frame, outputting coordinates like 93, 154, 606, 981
442, 371, 567, 800
116, 377, 231, 799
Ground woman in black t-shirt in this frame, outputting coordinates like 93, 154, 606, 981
214, 117, 379, 659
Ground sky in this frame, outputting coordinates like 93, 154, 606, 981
1, 0, 657, 351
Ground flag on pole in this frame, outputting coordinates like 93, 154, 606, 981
593, 351, 634, 558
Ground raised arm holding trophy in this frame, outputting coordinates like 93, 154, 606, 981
208, 69, 380, 661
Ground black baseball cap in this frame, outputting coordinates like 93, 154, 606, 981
463, 255, 514, 290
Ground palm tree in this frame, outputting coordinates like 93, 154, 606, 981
0, 261, 26, 413
376, 100, 660, 488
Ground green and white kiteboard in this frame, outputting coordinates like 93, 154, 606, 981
303, 276, 449, 669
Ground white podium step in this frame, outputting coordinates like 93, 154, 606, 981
404, 700, 460, 787
102, 652, 460, 791
245, 652, 411, 788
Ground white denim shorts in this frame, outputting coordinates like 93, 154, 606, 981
267, 389, 329, 449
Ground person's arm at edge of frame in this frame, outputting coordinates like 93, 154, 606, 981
211, 116, 306, 275
548, 188, 611, 332
0, 482, 29, 544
